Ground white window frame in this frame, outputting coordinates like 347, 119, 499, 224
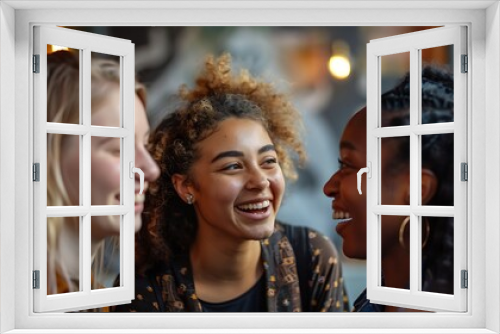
365, 26, 468, 312
1, 1, 499, 333
32, 25, 137, 312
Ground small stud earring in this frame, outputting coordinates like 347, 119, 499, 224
186, 194, 194, 205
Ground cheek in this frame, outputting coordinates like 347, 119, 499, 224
91, 154, 121, 199
199, 177, 241, 208
270, 171, 285, 203
343, 173, 366, 210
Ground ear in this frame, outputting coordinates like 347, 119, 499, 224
171, 173, 194, 204
421, 168, 438, 205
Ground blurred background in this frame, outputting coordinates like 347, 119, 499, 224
63, 26, 448, 308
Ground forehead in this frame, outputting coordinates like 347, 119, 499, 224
197, 117, 271, 151
341, 109, 367, 149
91, 86, 120, 127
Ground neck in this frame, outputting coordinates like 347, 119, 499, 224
381, 244, 410, 291
189, 225, 263, 303
191, 231, 262, 282
58, 220, 105, 280
58, 221, 80, 280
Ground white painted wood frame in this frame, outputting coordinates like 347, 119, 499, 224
32, 26, 136, 312
366, 26, 467, 312
0, 1, 499, 333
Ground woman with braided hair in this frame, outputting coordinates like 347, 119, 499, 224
323, 65, 454, 312
114, 53, 349, 312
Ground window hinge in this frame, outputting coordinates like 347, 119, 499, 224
461, 270, 468, 289
33, 54, 40, 73
461, 54, 468, 73
461, 162, 468, 181
33, 270, 40, 289
33, 163, 40, 182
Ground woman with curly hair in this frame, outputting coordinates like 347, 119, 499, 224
323, 65, 454, 311
114, 53, 349, 312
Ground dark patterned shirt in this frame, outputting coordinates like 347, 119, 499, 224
113, 222, 349, 312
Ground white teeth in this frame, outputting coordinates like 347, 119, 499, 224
135, 194, 145, 203
333, 210, 351, 219
237, 200, 270, 211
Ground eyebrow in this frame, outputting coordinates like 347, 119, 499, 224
211, 144, 276, 163
340, 141, 357, 151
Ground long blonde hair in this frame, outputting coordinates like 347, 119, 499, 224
46, 51, 146, 294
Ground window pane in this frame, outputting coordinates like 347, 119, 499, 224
381, 215, 410, 290
47, 134, 81, 206
91, 52, 121, 128
381, 137, 410, 205
47, 46, 80, 124
380, 52, 410, 127
421, 216, 454, 295
91, 136, 121, 205
421, 45, 454, 124
47, 216, 80, 295
91, 216, 121, 290
421, 133, 454, 206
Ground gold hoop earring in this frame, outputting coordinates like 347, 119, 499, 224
398, 217, 410, 250
186, 194, 194, 205
399, 217, 431, 250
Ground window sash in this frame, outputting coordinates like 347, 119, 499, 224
366, 26, 468, 312
32, 25, 136, 313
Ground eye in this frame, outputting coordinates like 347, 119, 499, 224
106, 146, 121, 157
262, 157, 277, 167
338, 158, 354, 170
110, 149, 121, 157
222, 163, 242, 171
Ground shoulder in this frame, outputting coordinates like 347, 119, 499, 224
112, 272, 161, 312
306, 227, 339, 260
275, 222, 340, 266
113, 263, 172, 312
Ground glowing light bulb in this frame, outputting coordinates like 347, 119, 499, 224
50, 45, 70, 53
328, 55, 351, 79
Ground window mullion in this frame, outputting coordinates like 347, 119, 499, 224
409, 47, 420, 294
81, 48, 92, 294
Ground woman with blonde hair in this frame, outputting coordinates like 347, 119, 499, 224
46, 50, 160, 295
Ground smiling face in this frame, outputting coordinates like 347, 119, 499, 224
323, 108, 409, 259
60, 87, 160, 241
174, 117, 285, 243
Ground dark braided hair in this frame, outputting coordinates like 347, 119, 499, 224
136, 53, 306, 270
381, 65, 454, 294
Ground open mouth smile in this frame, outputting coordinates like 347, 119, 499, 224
235, 200, 272, 219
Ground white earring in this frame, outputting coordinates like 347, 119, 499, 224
186, 194, 194, 205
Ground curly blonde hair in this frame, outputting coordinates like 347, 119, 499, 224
139, 53, 306, 267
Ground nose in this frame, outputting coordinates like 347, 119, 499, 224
323, 171, 340, 198
135, 145, 160, 184
246, 166, 270, 190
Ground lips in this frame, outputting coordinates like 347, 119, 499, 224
236, 199, 270, 212
332, 206, 353, 236
235, 199, 272, 220
114, 192, 146, 204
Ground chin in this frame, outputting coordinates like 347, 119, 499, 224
134, 215, 142, 232
250, 223, 275, 240
342, 246, 366, 260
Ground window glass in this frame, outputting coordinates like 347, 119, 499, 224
380, 52, 410, 127
47, 216, 80, 295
